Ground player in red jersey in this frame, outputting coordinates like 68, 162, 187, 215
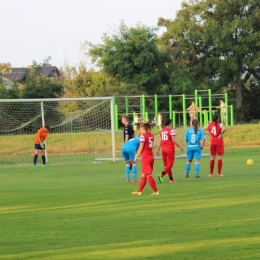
157, 118, 184, 183
204, 114, 225, 177
132, 122, 159, 195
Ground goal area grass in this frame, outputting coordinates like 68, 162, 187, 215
0, 146, 259, 260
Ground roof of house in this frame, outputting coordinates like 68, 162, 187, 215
1, 66, 60, 81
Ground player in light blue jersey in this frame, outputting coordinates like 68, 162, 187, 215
121, 137, 140, 182
184, 119, 205, 178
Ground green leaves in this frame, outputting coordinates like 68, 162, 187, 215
87, 21, 170, 94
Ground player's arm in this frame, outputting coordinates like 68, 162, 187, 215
202, 126, 210, 135
124, 134, 129, 143
134, 142, 144, 161
200, 138, 205, 149
172, 136, 184, 151
218, 125, 225, 138
37, 129, 43, 143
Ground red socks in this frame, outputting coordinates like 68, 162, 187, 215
218, 159, 222, 174
148, 176, 158, 192
210, 160, 215, 174
137, 175, 158, 192
137, 177, 147, 192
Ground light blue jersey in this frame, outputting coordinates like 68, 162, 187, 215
184, 127, 205, 160
122, 138, 140, 161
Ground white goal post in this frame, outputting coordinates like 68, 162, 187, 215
0, 97, 116, 166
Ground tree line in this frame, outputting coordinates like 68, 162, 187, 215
1, 0, 260, 122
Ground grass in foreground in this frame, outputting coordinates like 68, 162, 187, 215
0, 147, 260, 260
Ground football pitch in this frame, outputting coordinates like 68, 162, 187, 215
0, 147, 260, 260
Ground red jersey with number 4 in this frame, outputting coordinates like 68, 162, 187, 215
160, 127, 176, 151
206, 122, 223, 143
140, 132, 154, 158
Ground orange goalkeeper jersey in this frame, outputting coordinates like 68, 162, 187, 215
34, 128, 49, 144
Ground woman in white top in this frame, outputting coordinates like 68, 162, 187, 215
157, 112, 162, 130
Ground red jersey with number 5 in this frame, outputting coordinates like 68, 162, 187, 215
206, 122, 223, 143
160, 127, 176, 151
140, 132, 154, 158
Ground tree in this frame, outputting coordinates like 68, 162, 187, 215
158, 0, 260, 119
0, 62, 12, 73
87, 21, 171, 94
63, 64, 141, 98
21, 58, 64, 99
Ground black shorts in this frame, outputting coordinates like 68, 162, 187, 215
34, 143, 45, 150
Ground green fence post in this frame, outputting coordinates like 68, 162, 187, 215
208, 89, 212, 122
169, 94, 173, 120
125, 97, 129, 116
230, 105, 234, 126
154, 94, 158, 129
194, 89, 198, 106
182, 94, 187, 127
172, 111, 176, 128
141, 94, 146, 119
199, 96, 203, 128
204, 110, 208, 127
145, 111, 149, 122
225, 92, 229, 126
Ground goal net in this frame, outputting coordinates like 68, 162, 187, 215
0, 97, 116, 166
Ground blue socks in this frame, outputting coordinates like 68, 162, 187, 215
185, 162, 191, 175
125, 165, 130, 181
132, 164, 137, 180
195, 162, 200, 176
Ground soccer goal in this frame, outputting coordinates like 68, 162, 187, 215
0, 97, 116, 166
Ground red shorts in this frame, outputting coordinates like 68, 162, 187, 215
162, 149, 175, 166
141, 156, 154, 175
210, 142, 224, 156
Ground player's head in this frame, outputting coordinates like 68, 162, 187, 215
192, 119, 199, 134
220, 99, 224, 103
44, 124, 50, 132
140, 122, 151, 133
121, 116, 129, 125
212, 114, 218, 123
164, 118, 172, 127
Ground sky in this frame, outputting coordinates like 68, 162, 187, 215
0, 0, 184, 69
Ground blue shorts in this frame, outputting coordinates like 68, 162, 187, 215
122, 147, 135, 162
186, 145, 202, 160
34, 143, 45, 150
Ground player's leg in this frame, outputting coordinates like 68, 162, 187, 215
122, 149, 131, 182
209, 143, 217, 176
194, 159, 200, 177
217, 143, 224, 176
158, 150, 167, 183
146, 158, 159, 195
166, 151, 175, 182
132, 157, 149, 195
33, 144, 40, 167
129, 149, 138, 182
185, 148, 193, 177
41, 147, 48, 166
194, 148, 202, 177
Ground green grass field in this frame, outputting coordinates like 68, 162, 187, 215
0, 147, 260, 260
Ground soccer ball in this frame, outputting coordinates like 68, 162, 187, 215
247, 159, 254, 166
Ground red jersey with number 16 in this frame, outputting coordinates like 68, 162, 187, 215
160, 127, 176, 152
140, 132, 154, 158
206, 122, 224, 144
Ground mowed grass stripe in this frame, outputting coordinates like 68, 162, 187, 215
0, 147, 259, 260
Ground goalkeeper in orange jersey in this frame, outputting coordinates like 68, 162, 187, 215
33, 125, 50, 167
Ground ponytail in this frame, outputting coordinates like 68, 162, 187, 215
212, 114, 218, 128
140, 122, 151, 132
192, 119, 199, 134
